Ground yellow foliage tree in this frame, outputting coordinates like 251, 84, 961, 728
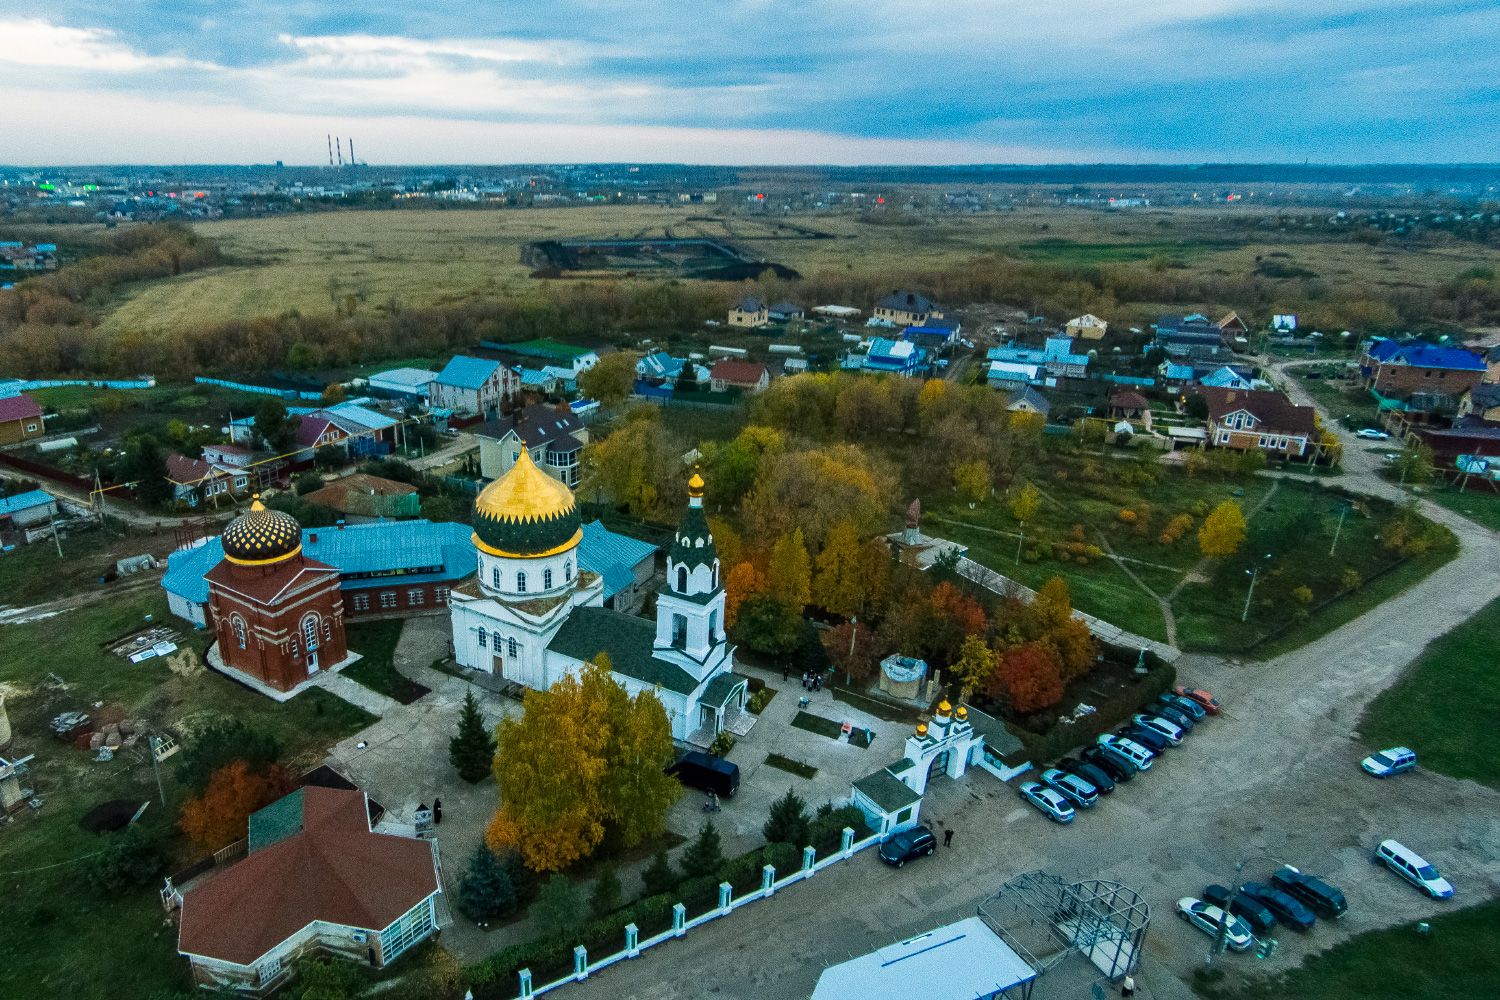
949, 635, 997, 698
1010, 482, 1042, 524
766, 529, 812, 611
724, 561, 764, 628
953, 459, 990, 507
1198, 500, 1247, 558
812, 519, 863, 617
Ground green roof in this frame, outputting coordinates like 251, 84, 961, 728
548, 607, 698, 695
247, 788, 304, 853
473, 503, 581, 557
669, 505, 716, 571
508, 338, 594, 360
966, 707, 1024, 758
853, 768, 922, 813
702, 672, 749, 708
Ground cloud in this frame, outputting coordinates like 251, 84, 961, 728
0, 17, 217, 72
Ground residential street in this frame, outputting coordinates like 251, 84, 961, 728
557, 373, 1500, 1000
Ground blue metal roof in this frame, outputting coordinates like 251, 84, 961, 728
0, 489, 54, 516
1375, 341, 1485, 371
578, 521, 659, 601
435, 355, 501, 390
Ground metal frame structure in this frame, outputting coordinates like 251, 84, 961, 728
979, 872, 1152, 984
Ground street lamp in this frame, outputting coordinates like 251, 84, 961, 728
1241, 553, 1273, 624
1015, 522, 1026, 564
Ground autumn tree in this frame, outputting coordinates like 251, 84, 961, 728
743, 444, 895, 551
724, 560, 764, 629
733, 593, 802, 654
821, 621, 880, 685
1010, 482, 1041, 524
812, 519, 863, 617
582, 408, 681, 519
449, 690, 497, 783
949, 635, 997, 698
706, 516, 745, 569
766, 529, 812, 611
177, 719, 280, 794
578, 351, 639, 409
953, 459, 990, 507
700, 425, 786, 508
1198, 500, 1248, 558
927, 582, 988, 666
179, 760, 297, 852
856, 538, 893, 614
990, 642, 1064, 714
589, 658, 681, 849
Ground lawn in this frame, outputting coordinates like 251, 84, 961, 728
0, 591, 374, 1000
1204, 899, 1500, 1000
1289, 372, 1382, 430
764, 753, 819, 779
1409, 480, 1500, 533
0, 527, 135, 604
1358, 595, 1500, 790
343, 618, 430, 704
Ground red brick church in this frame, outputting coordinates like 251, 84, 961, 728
205, 498, 349, 694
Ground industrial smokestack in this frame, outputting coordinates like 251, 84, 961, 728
348, 138, 355, 166
336, 137, 343, 167
327, 133, 334, 167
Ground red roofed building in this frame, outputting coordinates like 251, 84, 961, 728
176, 786, 442, 995
709, 359, 770, 394
0, 392, 44, 445
1192, 386, 1317, 459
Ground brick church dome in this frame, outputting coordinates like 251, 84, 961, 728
222, 497, 303, 566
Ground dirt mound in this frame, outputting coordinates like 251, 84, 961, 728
80, 799, 146, 833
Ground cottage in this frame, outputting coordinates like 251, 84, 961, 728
727, 296, 769, 329
708, 359, 770, 394
366, 367, 437, 400
767, 301, 804, 323
986, 360, 1043, 388
1217, 311, 1250, 338
300, 473, 420, 521
428, 356, 518, 418
1459, 383, 1500, 422
854, 338, 925, 377
1066, 313, 1109, 341
474, 403, 588, 485
872, 291, 943, 327
986, 336, 1089, 379
1360, 339, 1486, 400
176, 786, 441, 997
1001, 385, 1051, 418
1193, 386, 1316, 459
903, 316, 963, 351
1108, 391, 1152, 430
165, 454, 249, 508
0, 393, 44, 445
502, 339, 599, 375
1153, 314, 1229, 358
0, 489, 58, 530
637, 351, 710, 389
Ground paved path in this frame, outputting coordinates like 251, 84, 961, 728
312, 669, 399, 715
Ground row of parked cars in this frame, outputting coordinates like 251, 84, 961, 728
1016, 686, 1220, 824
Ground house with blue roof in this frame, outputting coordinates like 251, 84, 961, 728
851, 337, 925, 377
578, 520, 659, 614
1361, 339, 1486, 403
636, 351, 710, 388
0, 489, 58, 530
986, 335, 1090, 378
428, 355, 519, 418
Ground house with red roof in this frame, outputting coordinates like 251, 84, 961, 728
0, 392, 44, 445
165, 453, 250, 508
709, 359, 770, 394
1192, 386, 1317, 459
176, 786, 442, 996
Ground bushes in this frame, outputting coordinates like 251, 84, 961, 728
85, 824, 166, 894
1010, 660, 1177, 764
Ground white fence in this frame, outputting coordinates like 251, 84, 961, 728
511, 827, 881, 999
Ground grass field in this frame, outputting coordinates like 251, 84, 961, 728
0, 591, 374, 999
1358, 595, 1500, 790
85, 204, 1500, 338
343, 618, 430, 704
1409, 481, 1500, 533
1203, 899, 1500, 1000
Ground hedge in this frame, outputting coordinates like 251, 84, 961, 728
1009, 660, 1177, 765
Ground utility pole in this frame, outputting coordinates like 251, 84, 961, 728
1241, 554, 1271, 623
1015, 522, 1025, 564
149, 736, 168, 807
51, 513, 63, 559
1329, 501, 1350, 556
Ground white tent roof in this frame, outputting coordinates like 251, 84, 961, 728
810, 916, 1036, 1000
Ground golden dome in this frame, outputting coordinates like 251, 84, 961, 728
955, 705, 969, 720
937, 699, 952, 716
915, 723, 929, 738
223, 496, 302, 566
472, 447, 582, 558
687, 470, 705, 498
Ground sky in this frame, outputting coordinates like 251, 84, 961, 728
1, 1, 1496, 165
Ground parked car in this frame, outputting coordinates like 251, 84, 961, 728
1117, 724, 1170, 754
1202, 884, 1277, 935
1082, 745, 1137, 782
1237, 882, 1317, 931
878, 826, 937, 867
667, 751, 740, 798
1271, 866, 1348, 919
1019, 781, 1077, 824
1057, 756, 1116, 794
1159, 692, 1207, 721
1174, 686, 1222, 714
1097, 733, 1154, 771
1145, 700, 1196, 731
1356, 428, 1391, 440
1176, 898, 1253, 951
1131, 713, 1186, 746
1361, 746, 1418, 778
1040, 768, 1099, 809
1373, 840, 1453, 899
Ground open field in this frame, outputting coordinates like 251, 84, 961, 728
1358, 595, 1500, 791
0, 590, 374, 999
90, 205, 1500, 338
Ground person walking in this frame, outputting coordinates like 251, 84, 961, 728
433, 798, 443, 825
943, 828, 955, 848
1121, 975, 1136, 997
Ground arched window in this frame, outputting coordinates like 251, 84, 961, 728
564, 559, 573, 581
712, 563, 719, 588
477, 627, 487, 649
492, 566, 501, 589
230, 615, 247, 649
302, 614, 320, 651
516, 571, 527, 593
544, 568, 553, 590
507, 637, 518, 657
677, 566, 688, 592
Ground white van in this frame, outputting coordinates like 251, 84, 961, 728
1097, 733, 1154, 771
1373, 840, 1453, 899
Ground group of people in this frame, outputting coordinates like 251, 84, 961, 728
801, 671, 824, 692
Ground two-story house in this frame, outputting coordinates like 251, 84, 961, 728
165, 454, 250, 507
872, 291, 943, 327
428, 355, 519, 418
728, 297, 769, 328
1193, 387, 1316, 459
986, 336, 1090, 379
475, 403, 589, 485
1065, 314, 1109, 341
1360, 340, 1486, 400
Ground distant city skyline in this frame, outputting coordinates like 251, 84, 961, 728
2, 2, 1496, 166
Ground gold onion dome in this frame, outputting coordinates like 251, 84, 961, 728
223, 496, 302, 566
915, 723, 929, 737
937, 699, 953, 715
472, 447, 582, 558
956, 705, 969, 720
687, 470, 705, 498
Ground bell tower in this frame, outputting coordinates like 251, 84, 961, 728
654, 471, 728, 674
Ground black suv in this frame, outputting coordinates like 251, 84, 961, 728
1238, 881, 1316, 931
1082, 745, 1137, 782
1202, 883, 1276, 935
878, 826, 937, 867
1057, 756, 1116, 794
1271, 866, 1348, 919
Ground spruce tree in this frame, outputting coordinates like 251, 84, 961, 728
456, 847, 516, 922
678, 821, 724, 880
449, 690, 497, 783
532, 874, 586, 938
641, 848, 676, 897
762, 788, 810, 847
589, 865, 622, 917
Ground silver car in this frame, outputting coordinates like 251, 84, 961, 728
1039, 768, 1098, 809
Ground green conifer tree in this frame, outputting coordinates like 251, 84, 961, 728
449, 690, 497, 783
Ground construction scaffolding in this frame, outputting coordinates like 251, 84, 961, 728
978, 872, 1151, 984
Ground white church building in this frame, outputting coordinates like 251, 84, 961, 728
449, 449, 748, 744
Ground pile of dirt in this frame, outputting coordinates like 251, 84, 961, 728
80, 799, 145, 833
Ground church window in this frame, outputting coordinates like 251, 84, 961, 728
677, 566, 688, 592
290, 637, 299, 655
231, 615, 247, 649
695, 538, 703, 548
709, 609, 719, 639
477, 627, 487, 649
544, 569, 553, 589
322, 620, 332, 642
492, 567, 501, 589
712, 563, 719, 588
302, 614, 320, 651
516, 571, 527, 593
671, 613, 687, 649
508, 637, 518, 658
564, 559, 573, 582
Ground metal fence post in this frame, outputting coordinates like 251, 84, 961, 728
672, 902, 686, 936
625, 922, 639, 958
573, 945, 588, 981
762, 864, 776, 897
718, 881, 733, 914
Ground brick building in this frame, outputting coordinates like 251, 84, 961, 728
204, 499, 350, 694
1360, 340, 1486, 398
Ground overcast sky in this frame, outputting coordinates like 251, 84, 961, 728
2, 2, 1496, 165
